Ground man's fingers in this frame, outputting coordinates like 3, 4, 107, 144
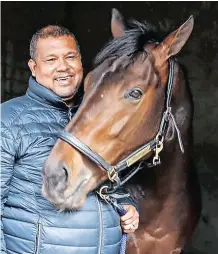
130, 219, 139, 229
121, 211, 139, 223
123, 229, 136, 233
122, 219, 139, 233
121, 219, 139, 228
120, 205, 137, 221
120, 205, 139, 233
122, 224, 134, 230
122, 217, 135, 225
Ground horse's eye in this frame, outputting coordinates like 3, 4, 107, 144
125, 88, 143, 100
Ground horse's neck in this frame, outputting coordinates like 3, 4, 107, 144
127, 141, 191, 205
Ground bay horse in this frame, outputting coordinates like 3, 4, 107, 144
42, 9, 201, 254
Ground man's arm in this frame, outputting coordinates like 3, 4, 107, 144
1, 122, 16, 253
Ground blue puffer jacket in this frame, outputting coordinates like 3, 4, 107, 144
1, 77, 134, 254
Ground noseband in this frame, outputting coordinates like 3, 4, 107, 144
58, 58, 184, 196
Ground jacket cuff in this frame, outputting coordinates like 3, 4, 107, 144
115, 188, 139, 212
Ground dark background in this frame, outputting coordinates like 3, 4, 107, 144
1, 2, 218, 253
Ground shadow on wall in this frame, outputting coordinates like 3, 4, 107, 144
2, 41, 30, 101
185, 143, 218, 254
180, 28, 218, 252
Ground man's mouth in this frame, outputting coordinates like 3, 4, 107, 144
55, 75, 73, 82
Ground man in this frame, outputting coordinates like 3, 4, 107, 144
1, 25, 139, 254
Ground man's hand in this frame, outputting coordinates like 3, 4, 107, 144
120, 205, 139, 233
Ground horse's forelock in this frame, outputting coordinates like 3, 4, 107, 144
94, 20, 166, 68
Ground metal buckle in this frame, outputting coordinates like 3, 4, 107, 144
153, 134, 164, 166
107, 167, 118, 182
97, 186, 111, 204
164, 107, 172, 122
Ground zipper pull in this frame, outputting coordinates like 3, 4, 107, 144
68, 105, 79, 120
68, 109, 73, 120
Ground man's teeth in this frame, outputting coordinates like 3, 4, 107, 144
56, 76, 71, 81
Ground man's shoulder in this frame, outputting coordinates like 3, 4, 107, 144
1, 95, 31, 127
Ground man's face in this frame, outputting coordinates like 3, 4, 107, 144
28, 35, 83, 100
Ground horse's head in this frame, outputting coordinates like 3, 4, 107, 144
42, 9, 194, 210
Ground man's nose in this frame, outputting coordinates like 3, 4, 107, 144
56, 59, 70, 71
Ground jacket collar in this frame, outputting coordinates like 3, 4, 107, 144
26, 76, 69, 109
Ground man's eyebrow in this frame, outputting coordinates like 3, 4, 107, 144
66, 51, 79, 55
44, 54, 56, 58
43, 51, 79, 58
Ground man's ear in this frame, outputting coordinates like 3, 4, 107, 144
111, 8, 126, 38
28, 59, 36, 77
156, 16, 194, 60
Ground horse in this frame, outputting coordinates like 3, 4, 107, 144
42, 9, 201, 254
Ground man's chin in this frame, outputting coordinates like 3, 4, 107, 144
55, 87, 77, 99
52, 78, 82, 103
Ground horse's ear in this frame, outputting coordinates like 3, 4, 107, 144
111, 8, 126, 38
157, 16, 194, 59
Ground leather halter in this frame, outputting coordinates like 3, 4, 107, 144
58, 58, 184, 196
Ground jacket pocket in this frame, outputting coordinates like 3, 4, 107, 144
35, 221, 42, 254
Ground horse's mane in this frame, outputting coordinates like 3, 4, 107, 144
94, 20, 170, 67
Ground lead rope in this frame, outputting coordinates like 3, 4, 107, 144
111, 202, 128, 254
97, 190, 128, 254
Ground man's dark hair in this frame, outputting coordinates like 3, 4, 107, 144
30, 25, 80, 60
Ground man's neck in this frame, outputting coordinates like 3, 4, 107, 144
62, 98, 76, 108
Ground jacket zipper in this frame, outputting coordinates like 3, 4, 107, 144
97, 196, 103, 254
35, 219, 42, 254
68, 109, 73, 120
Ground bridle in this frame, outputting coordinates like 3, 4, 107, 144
58, 57, 184, 199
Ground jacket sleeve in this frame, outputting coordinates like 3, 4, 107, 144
1, 122, 17, 253
116, 187, 139, 212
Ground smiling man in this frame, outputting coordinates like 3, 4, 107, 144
1, 25, 139, 254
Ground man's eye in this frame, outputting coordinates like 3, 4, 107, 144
67, 55, 76, 59
47, 58, 55, 62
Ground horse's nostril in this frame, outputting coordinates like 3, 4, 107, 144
62, 164, 69, 182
